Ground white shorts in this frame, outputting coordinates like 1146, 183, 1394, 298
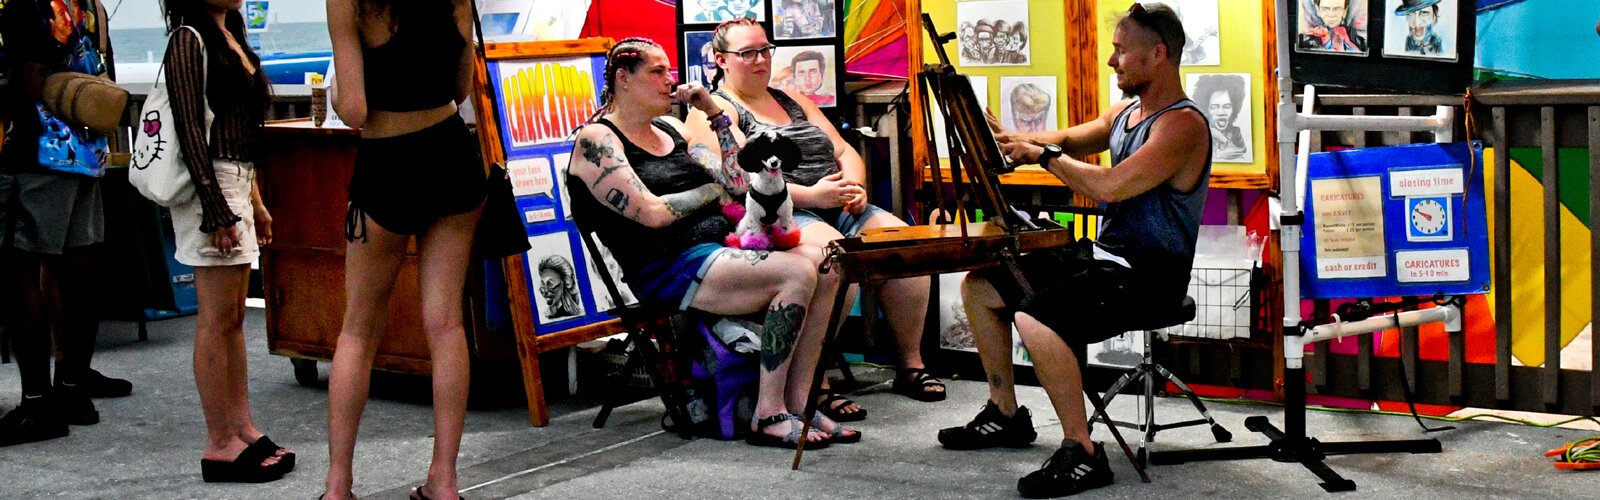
171, 160, 258, 267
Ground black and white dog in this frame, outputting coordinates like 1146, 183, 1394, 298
725, 130, 802, 250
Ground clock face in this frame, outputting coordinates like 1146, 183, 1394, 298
1410, 199, 1447, 235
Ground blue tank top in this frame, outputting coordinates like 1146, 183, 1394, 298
1099, 99, 1212, 295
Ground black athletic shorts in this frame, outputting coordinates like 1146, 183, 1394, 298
973, 239, 1182, 346
347, 114, 485, 239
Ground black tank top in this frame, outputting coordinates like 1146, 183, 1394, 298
568, 118, 733, 282
362, 0, 463, 112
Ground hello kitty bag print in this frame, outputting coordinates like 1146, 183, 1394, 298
130, 25, 211, 207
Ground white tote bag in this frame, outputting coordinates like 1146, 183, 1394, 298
130, 25, 211, 208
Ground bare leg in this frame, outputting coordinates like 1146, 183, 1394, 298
193, 264, 279, 465
794, 223, 862, 416
689, 249, 827, 443
857, 212, 936, 395
1014, 312, 1094, 454
961, 273, 1019, 415
412, 207, 481, 500
53, 246, 100, 384
322, 219, 409, 499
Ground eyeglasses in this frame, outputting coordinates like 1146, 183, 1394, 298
720, 45, 776, 62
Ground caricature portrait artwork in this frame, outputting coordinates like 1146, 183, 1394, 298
772, 46, 837, 107
774, 0, 836, 40
1382, 0, 1457, 61
1188, 73, 1253, 164
683, 31, 717, 87
527, 233, 586, 324
956, 0, 1031, 67
999, 76, 1056, 134
683, 0, 766, 24
1296, 0, 1369, 56
1141, 0, 1220, 66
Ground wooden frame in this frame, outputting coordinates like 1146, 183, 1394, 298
470, 37, 619, 426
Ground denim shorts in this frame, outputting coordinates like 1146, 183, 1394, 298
630, 243, 731, 311
792, 203, 888, 238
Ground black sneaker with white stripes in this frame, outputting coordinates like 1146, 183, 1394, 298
1017, 441, 1114, 498
937, 401, 1037, 450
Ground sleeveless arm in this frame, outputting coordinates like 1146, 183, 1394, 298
570, 125, 725, 229
165, 29, 239, 233
326, 0, 368, 128
683, 98, 746, 196
1042, 107, 1209, 203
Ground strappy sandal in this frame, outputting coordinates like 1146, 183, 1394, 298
809, 413, 861, 444
745, 413, 830, 450
247, 435, 295, 472
816, 392, 867, 422
199, 442, 288, 483
893, 367, 948, 402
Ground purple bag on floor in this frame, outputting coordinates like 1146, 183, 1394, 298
688, 319, 759, 440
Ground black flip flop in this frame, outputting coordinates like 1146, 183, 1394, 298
816, 392, 867, 422
410, 484, 466, 500
893, 368, 948, 402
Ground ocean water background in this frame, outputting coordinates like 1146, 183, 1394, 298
111, 22, 332, 64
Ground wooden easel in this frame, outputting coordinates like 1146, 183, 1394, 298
468, 36, 625, 427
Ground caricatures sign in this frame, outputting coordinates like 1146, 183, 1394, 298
1298, 142, 1488, 299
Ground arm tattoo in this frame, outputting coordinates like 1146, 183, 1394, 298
605, 188, 630, 212
660, 184, 722, 219
578, 135, 628, 186
760, 302, 807, 371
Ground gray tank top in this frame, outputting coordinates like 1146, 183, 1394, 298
715, 88, 839, 187
1098, 99, 1212, 294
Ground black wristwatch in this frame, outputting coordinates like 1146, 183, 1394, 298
1037, 144, 1064, 166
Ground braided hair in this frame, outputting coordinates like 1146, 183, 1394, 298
708, 18, 763, 92
584, 37, 662, 126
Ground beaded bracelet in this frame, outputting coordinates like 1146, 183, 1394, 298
709, 112, 732, 131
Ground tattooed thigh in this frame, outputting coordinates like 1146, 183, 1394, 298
720, 249, 772, 266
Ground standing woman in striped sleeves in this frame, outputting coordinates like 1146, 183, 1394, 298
160, 0, 292, 484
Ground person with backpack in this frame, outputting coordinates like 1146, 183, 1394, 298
0, 0, 132, 448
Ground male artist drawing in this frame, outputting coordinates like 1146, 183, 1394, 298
939, 3, 1212, 497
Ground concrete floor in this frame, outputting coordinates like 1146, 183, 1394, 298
2, 309, 1597, 499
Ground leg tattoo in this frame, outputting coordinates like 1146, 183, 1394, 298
760, 302, 806, 371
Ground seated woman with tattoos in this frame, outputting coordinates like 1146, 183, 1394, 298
566, 38, 858, 448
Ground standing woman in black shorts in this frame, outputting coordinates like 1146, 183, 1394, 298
322, 0, 481, 498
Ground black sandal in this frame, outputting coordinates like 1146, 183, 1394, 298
247, 435, 295, 472
816, 392, 867, 422
200, 442, 288, 483
745, 413, 830, 450
893, 368, 948, 402
410, 484, 465, 500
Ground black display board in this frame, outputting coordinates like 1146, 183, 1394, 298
1289, 0, 1474, 95
675, 0, 848, 122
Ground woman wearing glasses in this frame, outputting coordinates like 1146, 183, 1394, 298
689, 20, 942, 423
567, 37, 857, 449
